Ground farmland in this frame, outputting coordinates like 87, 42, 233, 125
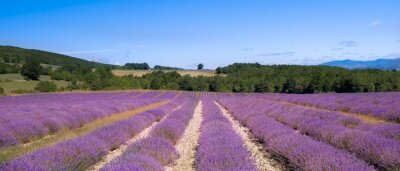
0, 91, 399, 171
112, 69, 220, 77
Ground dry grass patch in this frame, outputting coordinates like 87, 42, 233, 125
274, 100, 389, 125
112, 69, 221, 77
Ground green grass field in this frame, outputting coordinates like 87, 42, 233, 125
0, 73, 70, 94
0, 73, 55, 81
112, 69, 220, 77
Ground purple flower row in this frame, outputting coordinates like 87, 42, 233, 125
102, 98, 198, 170
195, 99, 256, 171
256, 99, 400, 170
218, 97, 374, 171
0, 91, 175, 146
256, 95, 400, 142
0, 98, 183, 170
263, 92, 400, 122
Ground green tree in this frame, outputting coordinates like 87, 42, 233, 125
0, 86, 4, 95
216, 67, 222, 74
197, 63, 204, 70
40, 66, 53, 75
123, 63, 150, 70
150, 79, 161, 89
153, 65, 182, 70
35, 81, 57, 92
0, 62, 7, 74
21, 59, 42, 80
179, 75, 195, 91
95, 66, 114, 80
255, 81, 273, 93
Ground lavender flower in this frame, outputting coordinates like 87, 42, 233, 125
218, 96, 375, 171
0, 96, 182, 170
196, 100, 256, 171
0, 91, 177, 147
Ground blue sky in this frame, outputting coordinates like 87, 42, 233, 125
0, 0, 399, 69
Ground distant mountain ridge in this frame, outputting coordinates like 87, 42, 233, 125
321, 58, 400, 70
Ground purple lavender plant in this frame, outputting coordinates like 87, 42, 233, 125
218, 96, 375, 171
0, 91, 176, 147
101, 154, 163, 171
263, 92, 400, 122
0, 97, 182, 170
195, 100, 256, 171
104, 98, 197, 170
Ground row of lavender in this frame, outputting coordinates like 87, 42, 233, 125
102, 98, 198, 170
264, 92, 400, 122
260, 99, 400, 169
0, 91, 175, 146
218, 96, 375, 171
195, 99, 256, 170
249, 95, 400, 142
0, 95, 185, 170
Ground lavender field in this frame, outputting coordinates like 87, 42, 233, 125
0, 91, 399, 171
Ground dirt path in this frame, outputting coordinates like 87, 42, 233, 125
165, 101, 203, 171
88, 104, 183, 171
0, 100, 169, 164
215, 101, 282, 171
271, 99, 388, 125
129, 92, 146, 99
151, 91, 165, 99
88, 117, 159, 171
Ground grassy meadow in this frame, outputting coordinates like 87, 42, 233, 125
0, 73, 70, 94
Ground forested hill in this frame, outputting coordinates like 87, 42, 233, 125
0, 46, 115, 68
214, 63, 400, 93
1, 45, 400, 94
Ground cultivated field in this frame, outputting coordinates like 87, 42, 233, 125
112, 69, 220, 77
0, 91, 399, 170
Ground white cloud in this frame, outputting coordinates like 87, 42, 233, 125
134, 45, 152, 48
258, 51, 295, 57
241, 48, 253, 51
331, 48, 343, 51
118, 43, 153, 49
369, 20, 381, 27
339, 41, 358, 47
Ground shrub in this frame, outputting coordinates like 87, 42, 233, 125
0, 86, 4, 95
35, 81, 57, 92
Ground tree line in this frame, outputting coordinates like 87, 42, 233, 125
1, 58, 400, 93
50, 63, 400, 93
122, 63, 185, 70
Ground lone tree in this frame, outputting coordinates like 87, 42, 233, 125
197, 63, 204, 70
21, 59, 42, 80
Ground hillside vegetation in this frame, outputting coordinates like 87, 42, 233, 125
52, 63, 399, 93
0, 73, 69, 94
215, 63, 400, 93
0, 46, 114, 68
1, 46, 400, 94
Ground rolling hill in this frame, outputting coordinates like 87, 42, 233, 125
321, 58, 400, 70
0, 46, 116, 68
